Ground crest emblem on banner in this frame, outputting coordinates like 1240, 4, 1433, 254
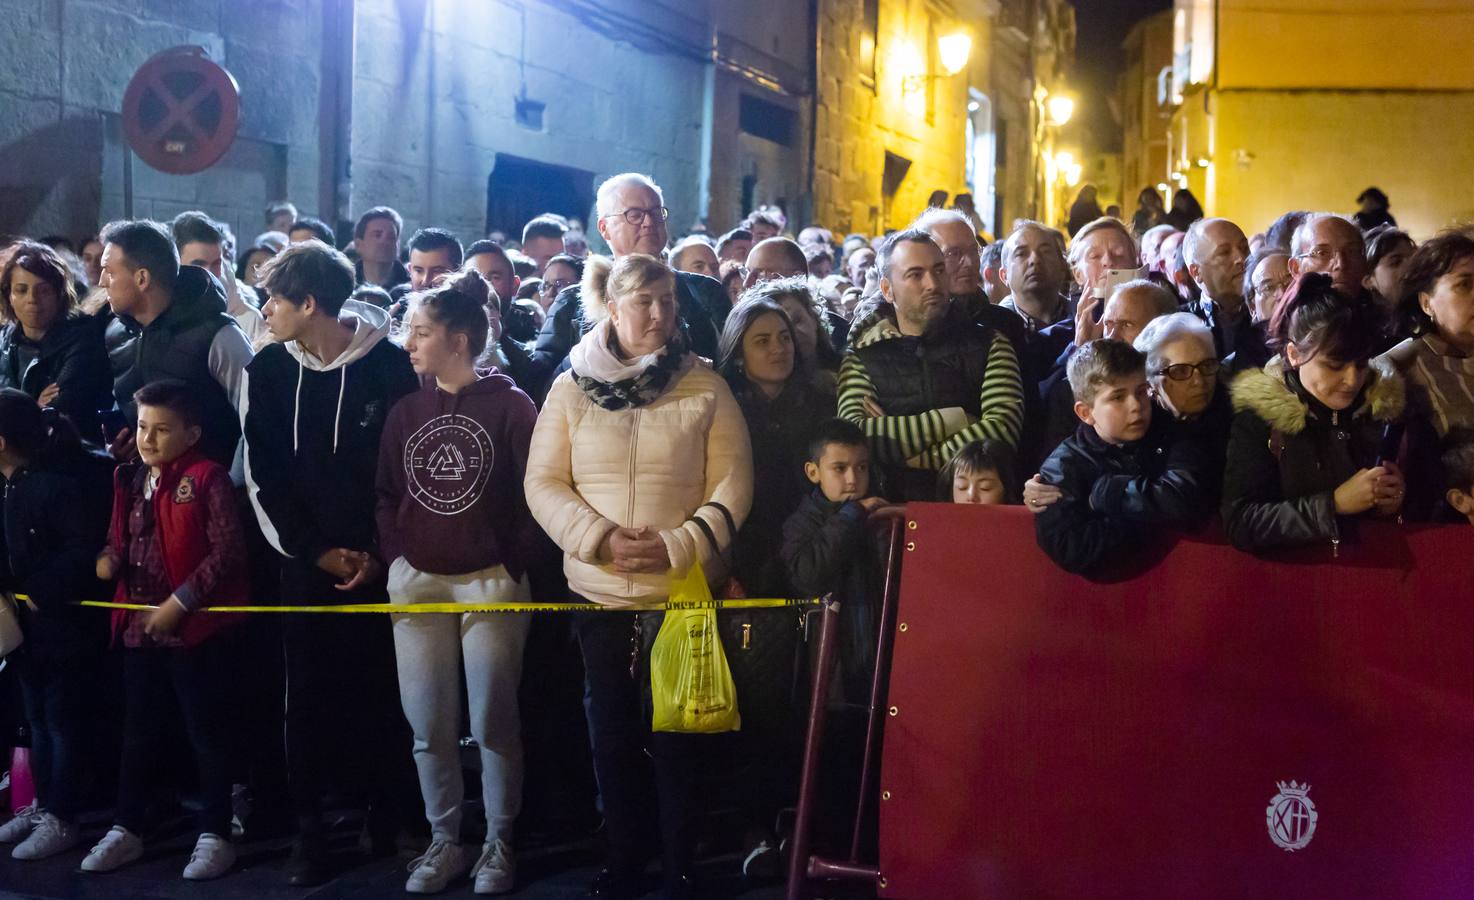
1266, 780, 1317, 851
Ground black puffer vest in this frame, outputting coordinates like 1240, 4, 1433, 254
104, 266, 241, 465
849, 301, 995, 417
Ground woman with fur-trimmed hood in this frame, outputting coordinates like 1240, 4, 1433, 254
1222, 273, 1407, 554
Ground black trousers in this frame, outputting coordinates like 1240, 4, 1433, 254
279, 560, 421, 832
16, 649, 97, 822
573, 607, 721, 884
116, 644, 235, 837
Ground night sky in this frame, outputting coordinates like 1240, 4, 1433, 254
1071, 0, 1173, 153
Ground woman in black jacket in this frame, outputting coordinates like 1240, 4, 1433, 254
714, 292, 835, 878
0, 241, 112, 443
0, 390, 112, 860
1222, 274, 1407, 554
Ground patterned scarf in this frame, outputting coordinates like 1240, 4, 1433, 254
1407, 333, 1474, 435
572, 327, 690, 411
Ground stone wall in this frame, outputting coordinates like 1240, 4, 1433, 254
0, 0, 325, 246
812, 0, 982, 236
348, 0, 707, 249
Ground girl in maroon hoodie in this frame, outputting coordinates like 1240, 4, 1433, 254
375, 269, 541, 895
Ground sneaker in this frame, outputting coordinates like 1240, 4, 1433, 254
79, 826, 144, 873
471, 839, 515, 894
13, 812, 80, 860
405, 838, 470, 894
741, 831, 782, 880
182, 832, 236, 880
0, 804, 40, 843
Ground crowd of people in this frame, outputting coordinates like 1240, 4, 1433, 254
1, 172, 1472, 899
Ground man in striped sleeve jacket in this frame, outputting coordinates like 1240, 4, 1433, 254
837, 229, 1025, 501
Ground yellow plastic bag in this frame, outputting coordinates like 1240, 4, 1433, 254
649, 562, 741, 734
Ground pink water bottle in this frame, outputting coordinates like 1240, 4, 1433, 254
8, 748, 34, 812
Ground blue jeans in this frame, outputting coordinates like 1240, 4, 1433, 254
16, 649, 96, 821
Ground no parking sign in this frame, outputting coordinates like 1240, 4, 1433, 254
121, 46, 240, 175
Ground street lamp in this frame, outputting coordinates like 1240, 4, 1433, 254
938, 32, 972, 77
1046, 93, 1075, 126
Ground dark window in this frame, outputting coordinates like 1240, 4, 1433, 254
859, 0, 879, 89
739, 94, 797, 146
485, 154, 594, 239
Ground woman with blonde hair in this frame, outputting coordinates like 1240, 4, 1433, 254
525, 253, 752, 899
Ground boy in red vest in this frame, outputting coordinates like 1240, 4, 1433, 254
81, 380, 249, 881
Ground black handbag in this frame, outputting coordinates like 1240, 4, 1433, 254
691, 502, 808, 733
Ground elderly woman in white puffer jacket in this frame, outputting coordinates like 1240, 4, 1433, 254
524, 252, 751, 898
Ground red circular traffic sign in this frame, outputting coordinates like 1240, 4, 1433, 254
121, 46, 240, 175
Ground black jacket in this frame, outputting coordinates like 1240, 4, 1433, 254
0, 315, 111, 443
0, 448, 112, 657
527, 270, 723, 403
730, 379, 837, 597
1188, 297, 1271, 375
104, 266, 244, 465
242, 302, 419, 566
780, 488, 882, 700
1222, 358, 1405, 554
1035, 415, 1215, 576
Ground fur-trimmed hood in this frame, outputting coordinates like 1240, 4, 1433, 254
1229, 355, 1405, 434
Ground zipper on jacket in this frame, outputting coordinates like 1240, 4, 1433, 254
625, 408, 640, 596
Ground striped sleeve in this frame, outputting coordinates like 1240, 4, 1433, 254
836, 351, 953, 463
917, 330, 1026, 469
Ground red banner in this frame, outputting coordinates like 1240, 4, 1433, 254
879, 504, 1474, 899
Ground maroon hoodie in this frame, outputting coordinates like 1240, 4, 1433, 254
375, 370, 545, 579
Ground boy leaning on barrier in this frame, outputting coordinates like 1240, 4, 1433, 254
1033, 339, 1214, 576
781, 418, 895, 701
82, 380, 249, 880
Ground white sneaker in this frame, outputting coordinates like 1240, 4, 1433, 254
79, 826, 144, 873
405, 838, 470, 894
0, 804, 40, 843
471, 839, 516, 895
182, 832, 236, 880
12, 812, 80, 860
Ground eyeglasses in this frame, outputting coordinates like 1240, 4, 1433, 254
1155, 360, 1221, 381
1293, 247, 1358, 265
1253, 277, 1291, 298
540, 278, 575, 295
601, 206, 668, 226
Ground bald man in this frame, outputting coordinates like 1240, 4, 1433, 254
743, 237, 808, 288
1184, 217, 1268, 370
1289, 213, 1369, 298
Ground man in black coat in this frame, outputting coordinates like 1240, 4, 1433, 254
527, 174, 719, 403
99, 220, 253, 467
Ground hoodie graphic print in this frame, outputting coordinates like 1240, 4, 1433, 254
376, 371, 544, 579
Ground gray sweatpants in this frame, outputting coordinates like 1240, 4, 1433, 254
389, 558, 532, 843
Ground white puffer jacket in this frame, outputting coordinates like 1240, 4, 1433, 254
525, 359, 754, 609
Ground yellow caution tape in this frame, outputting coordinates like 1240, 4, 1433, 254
67, 597, 818, 615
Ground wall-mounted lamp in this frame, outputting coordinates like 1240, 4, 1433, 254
902, 31, 972, 95
1045, 94, 1075, 126
1195, 157, 1210, 168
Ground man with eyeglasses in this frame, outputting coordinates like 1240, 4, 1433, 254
527, 172, 720, 404
1288, 213, 1370, 299
1183, 217, 1268, 372
912, 207, 1029, 374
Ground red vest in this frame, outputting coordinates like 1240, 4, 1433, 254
109, 450, 249, 647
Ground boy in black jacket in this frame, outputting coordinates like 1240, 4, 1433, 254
1034, 339, 1212, 576
781, 419, 889, 701
241, 241, 422, 884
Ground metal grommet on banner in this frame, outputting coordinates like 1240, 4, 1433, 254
882, 790, 892, 801
907, 519, 917, 530
905, 541, 916, 552
888, 706, 899, 717
878, 875, 889, 889
898, 622, 908, 632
